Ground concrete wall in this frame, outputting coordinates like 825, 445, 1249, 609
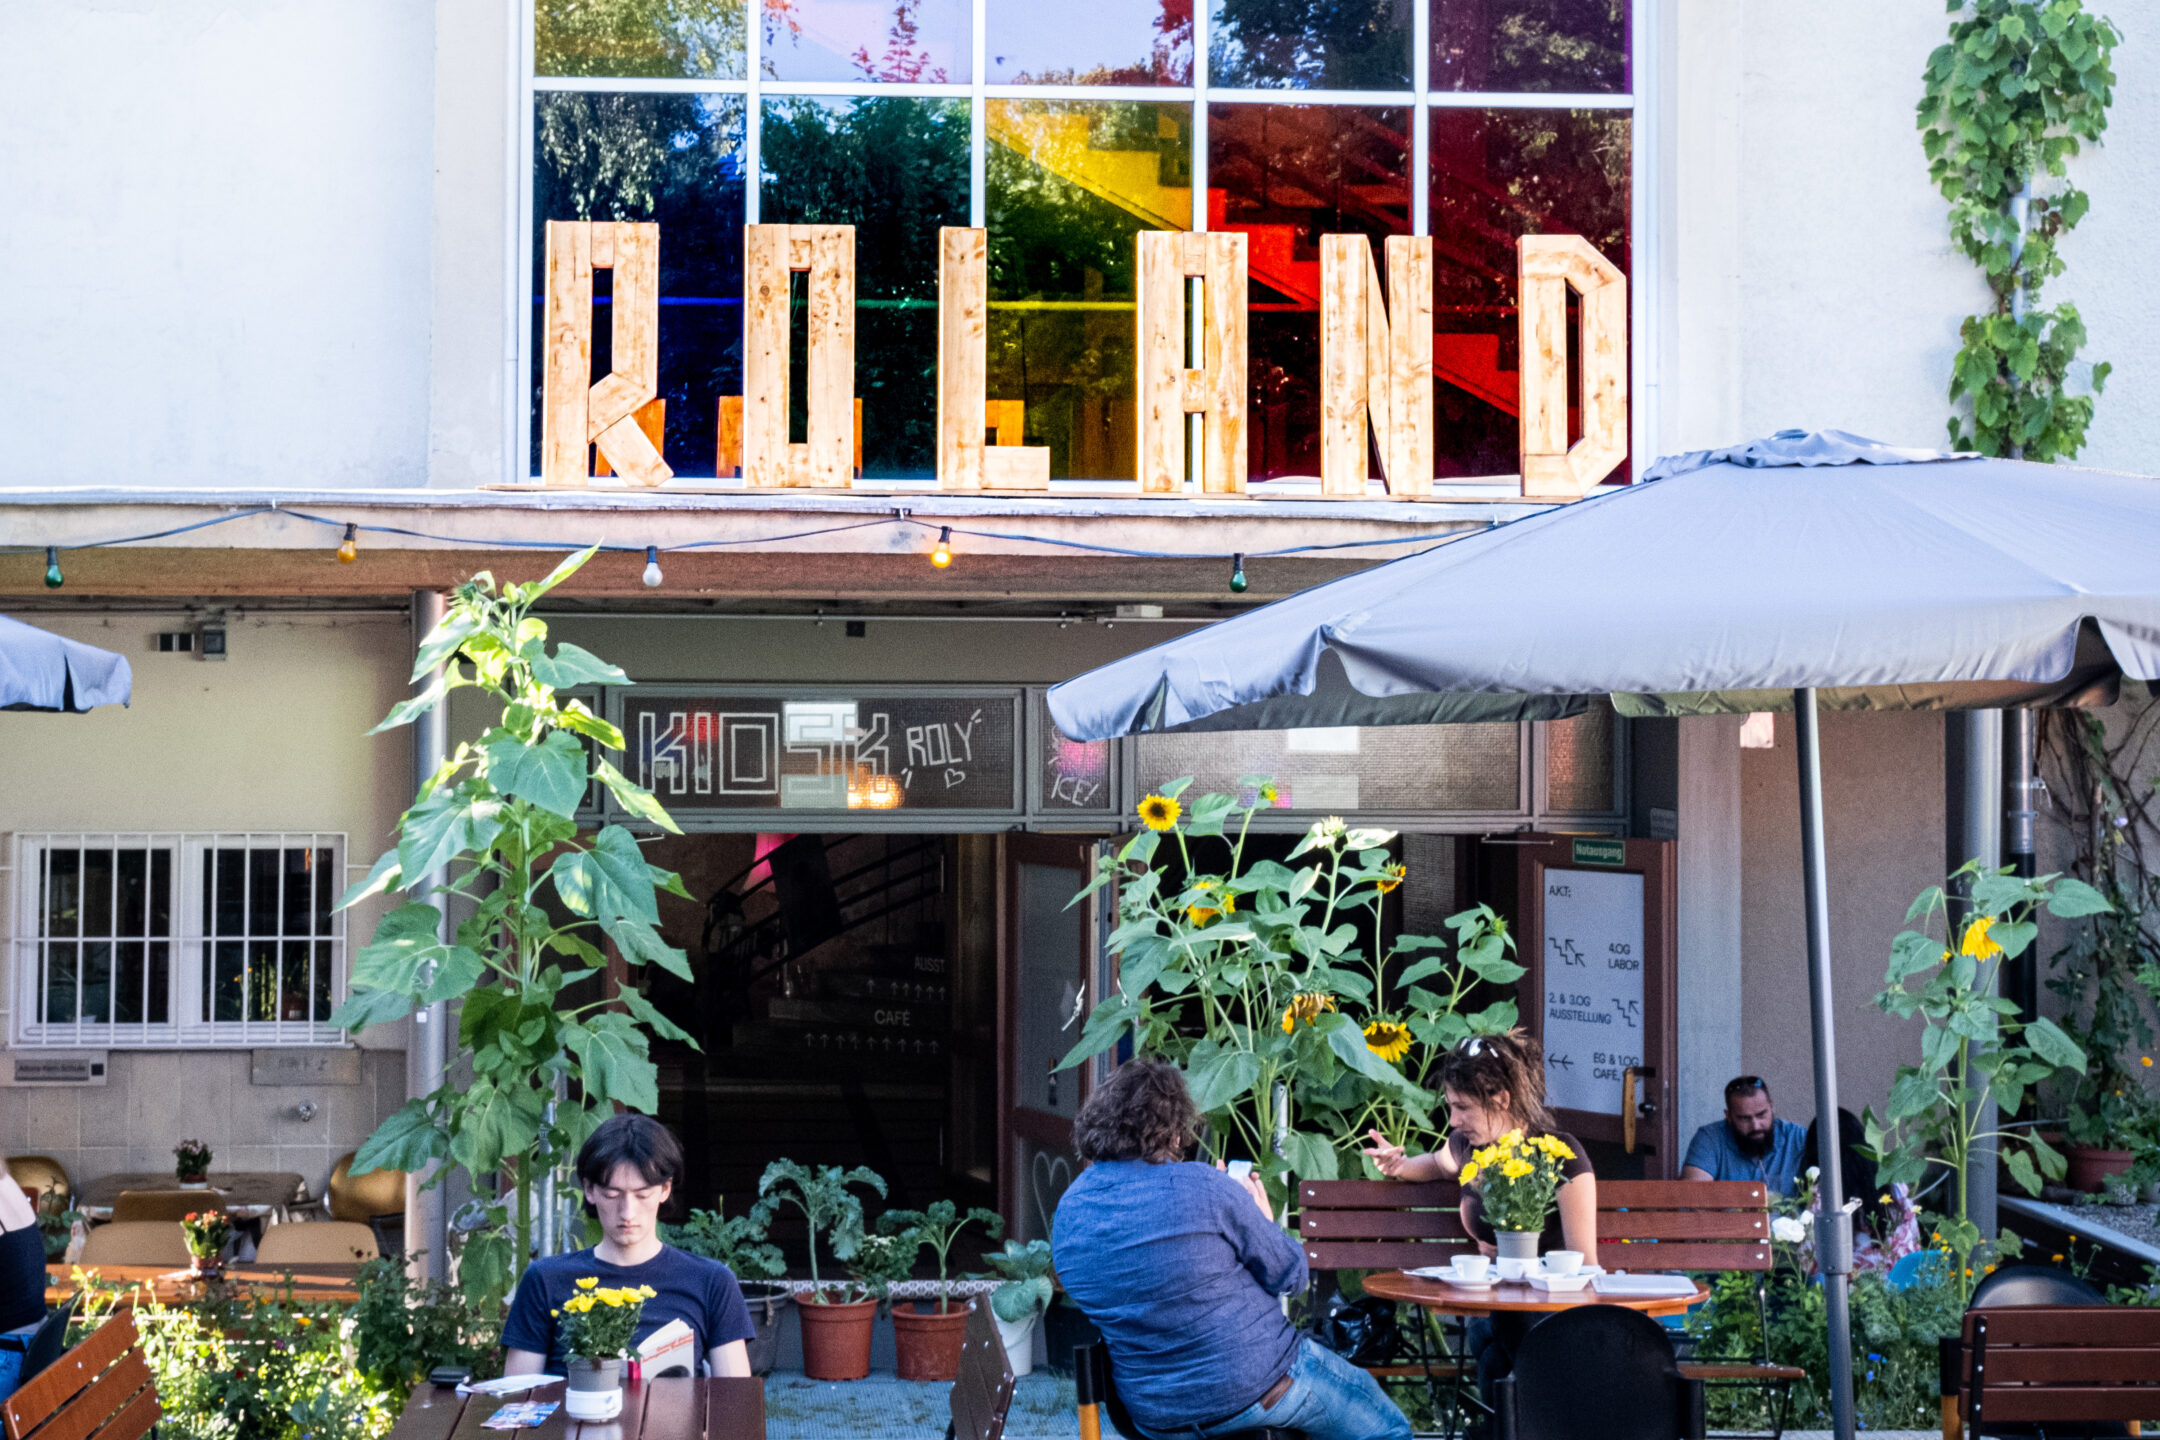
1736, 710, 1945, 1133
0, 609, 415, 1196
0, 1, 436, 489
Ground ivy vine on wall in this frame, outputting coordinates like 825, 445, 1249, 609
1918, 0, 2119, 460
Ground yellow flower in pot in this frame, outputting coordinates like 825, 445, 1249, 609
558, 1280, 654, 1419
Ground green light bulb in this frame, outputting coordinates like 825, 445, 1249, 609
1229, 554, 1248, 594
43, 546, 62, 589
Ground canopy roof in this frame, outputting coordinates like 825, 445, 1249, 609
0, 614, 132, 712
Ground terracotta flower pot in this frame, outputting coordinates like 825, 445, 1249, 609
796, 1292, 878, 1381
739, 1282, 792, 1378
2068, 1146, 2136, 1194
891, 1300, 973, 1382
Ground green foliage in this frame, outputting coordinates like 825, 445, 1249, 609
1919, 0, 2118, 459
347, 1256, 502, 1399
664, 1202, 787, 1282
978, 1238, 1056, 1324
846, 1232, 921, 1306
1866, 862, 2107, 1293
757, 1159, 886, 1297
533, 0, 743, 80
879, 1200, 1004, 1312
75, 1279, 392, 1440
1060, 783, 1521, 1199
334, 548, 696, 1307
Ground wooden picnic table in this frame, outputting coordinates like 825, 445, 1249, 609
1362, 1270, 1708, 1317
77, 1172, 307, 1214
45, 1261, 365, 1306
389, 1379, 765, 1440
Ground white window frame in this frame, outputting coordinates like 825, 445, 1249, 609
510, 0, 1655, 485
7, 833, 349, 1050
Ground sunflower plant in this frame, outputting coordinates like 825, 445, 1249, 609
555, 1278, 656, 1361
1864, 861, 2109, 1296
1060, 776, 1523, 1195
1460, 1130, 1576, 1235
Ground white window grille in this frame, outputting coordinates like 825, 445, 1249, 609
8, 833, 348, 1048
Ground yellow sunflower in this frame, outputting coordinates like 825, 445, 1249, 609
1959, 916, 2003, 960
1137, 794, 1182, 831
1376, 863, 1407, 894
1281, 992, 1336, 1032
1186, 882, 1238, 926
1363, 1020, 1413, 1062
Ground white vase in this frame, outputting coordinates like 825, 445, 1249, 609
992, 1310, 1038, 1377
564, 1358, 624, 1420
1495, 1230, 1540, 1263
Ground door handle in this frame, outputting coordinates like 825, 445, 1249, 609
1622, 1066, 1657, 1154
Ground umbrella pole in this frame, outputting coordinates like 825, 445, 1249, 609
1794, 687, 1856, 1440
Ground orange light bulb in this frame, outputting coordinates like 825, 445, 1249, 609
931, 526, 953, 569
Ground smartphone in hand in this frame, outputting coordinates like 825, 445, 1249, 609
1225, 1159, 1254, 1182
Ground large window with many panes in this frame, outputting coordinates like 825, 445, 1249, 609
523, 0, 1634, 482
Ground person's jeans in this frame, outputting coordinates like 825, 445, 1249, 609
1166, 1337, 1413, 1440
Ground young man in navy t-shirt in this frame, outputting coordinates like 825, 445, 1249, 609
503, 1115, 755, 1377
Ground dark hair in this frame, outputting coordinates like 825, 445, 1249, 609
1437, 1030, 1554, 1133
576, 1113, 684, 1190
1725, 1075, 1770, 1102
1072, 1060, 1201, 1164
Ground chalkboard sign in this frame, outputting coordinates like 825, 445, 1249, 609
1539, 867, 1645, 1117
619, 692, 1020, 813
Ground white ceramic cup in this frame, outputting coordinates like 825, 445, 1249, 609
1495, 1257, 1529, 1282
1544, 1250, 1583, 1275
1451, 1253, 1491, 1281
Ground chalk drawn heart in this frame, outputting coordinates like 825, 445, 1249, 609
943, 768, 965, 788
1031, 1150, 1074, 1240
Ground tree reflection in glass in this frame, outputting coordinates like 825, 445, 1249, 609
986, 0, 1192, 85
761, 0, 969, 82
536, 0, 747, 78
1209, 0, 1413, 91
1427, 108, 1629, 478
531, 93, 747, 477
1430, 0, 1628, 93
761, 97, 968, 477
987, 101, 1193, 481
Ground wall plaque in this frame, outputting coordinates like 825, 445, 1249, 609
250, 1047, 363, 1086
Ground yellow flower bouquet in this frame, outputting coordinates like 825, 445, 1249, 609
555, 1277, 657, 1361
1459, 1130, 1575, 1236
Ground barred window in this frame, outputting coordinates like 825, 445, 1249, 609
9, 834, 347, 1048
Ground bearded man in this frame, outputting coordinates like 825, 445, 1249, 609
1681, 1075, 1808, 1195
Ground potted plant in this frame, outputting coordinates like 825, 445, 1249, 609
2064, 1086, 2159, 1192
879, 1201, 1003, 1381
980, 1238, 1054, 1376
758, 1160, 885, 1380
848, 1230, 922, 1373
180, 1210, 232, 1280
1459, 1130, 1576, 1262
665, 1201, 791, 1377
556, 1279, 654, 1419
174, 1139, 212, 1187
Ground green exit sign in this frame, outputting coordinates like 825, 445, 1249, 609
1571, 837, 1627, 868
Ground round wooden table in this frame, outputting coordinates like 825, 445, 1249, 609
1363, 1269, 1708, 1317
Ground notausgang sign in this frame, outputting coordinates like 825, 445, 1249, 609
540, 221, 1626, 502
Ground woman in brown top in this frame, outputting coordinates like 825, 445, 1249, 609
1361, 1031, 1598, 1431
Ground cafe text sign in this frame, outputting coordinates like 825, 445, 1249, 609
540, 221, 1626, 500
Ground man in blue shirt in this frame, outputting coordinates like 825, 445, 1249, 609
1681, 1075, 1809, 1195
1054, 1060, 1410, 1440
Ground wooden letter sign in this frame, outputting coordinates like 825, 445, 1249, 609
743, 224, 856, 489
1320, 235, 1433, 498
541, 220, 672, 488
937, 227, 1049, 490
1136, 231, 1248, 495
1518, 234, 1628, 500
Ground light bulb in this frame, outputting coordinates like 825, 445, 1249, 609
931, 527, 953, 569
335, 523, 359, 563
43, 546, 63, 590
642, 545, 664, 588
1229, 553, 1248, 594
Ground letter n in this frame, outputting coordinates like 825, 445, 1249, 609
1320, 235, 1433, 497
1518, 234, 1628, 500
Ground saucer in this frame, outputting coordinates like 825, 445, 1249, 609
1434, 1268, 1500, 1288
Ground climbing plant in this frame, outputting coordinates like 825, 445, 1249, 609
1917, 0, 2119, 460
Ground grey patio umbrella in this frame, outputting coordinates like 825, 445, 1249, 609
1049, 430, 2160, 1440
0, 614, 133, 712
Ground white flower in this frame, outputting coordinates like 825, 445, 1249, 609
1806, 1166, 1820, 1182
1771, 1216, 1807, 1244
1801, 1208, 1816, 1227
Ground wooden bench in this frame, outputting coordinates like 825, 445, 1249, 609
1, 1312, 159, 1440
947, 1303, 1017, 1440
1940, 1305, 2160, 1440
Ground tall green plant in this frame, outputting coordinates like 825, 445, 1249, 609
1060, 779, 1521, 1191
334, 547, 697, 1306
1919, 0, 2119, 460
1865, 862, 2110, 1292
758, 1160, 886, 1300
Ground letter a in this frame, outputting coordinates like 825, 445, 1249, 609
1136, 231, 1248, 494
